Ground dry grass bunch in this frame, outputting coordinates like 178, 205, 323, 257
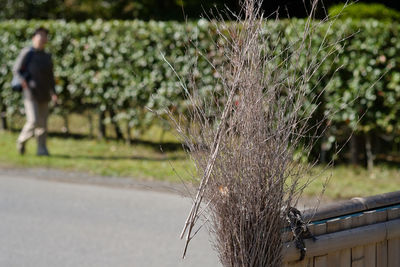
166, 0, 348, 266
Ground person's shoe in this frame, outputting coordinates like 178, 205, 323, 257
37, 147, 50, 156
17, 142, 25, 155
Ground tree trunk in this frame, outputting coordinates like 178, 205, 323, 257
159, 129, 166, 144
62, 114, 69, 134
319, 134, 329, 164
126, 122, 132, 145
365, 132, 374, 170
0, 105, 7, 130
88, 113, 94, 139
350, 134, 358, 165
109, 109, 123, 140
98, 110, 106, 139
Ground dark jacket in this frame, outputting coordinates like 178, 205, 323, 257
13, 47, 55, 102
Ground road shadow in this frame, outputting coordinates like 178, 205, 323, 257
8, 128, 184, 152
50, 154, 187, 162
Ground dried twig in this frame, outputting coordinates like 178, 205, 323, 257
164, 0, 350, 265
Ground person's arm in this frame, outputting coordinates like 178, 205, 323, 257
12, 48, 30, 89
49, 54, 58, 103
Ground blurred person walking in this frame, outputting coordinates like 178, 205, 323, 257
13, 27, 58, 156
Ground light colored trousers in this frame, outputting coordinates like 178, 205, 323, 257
17, 97, 49, 154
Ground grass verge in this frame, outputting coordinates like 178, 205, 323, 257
0, 130, 193, 183
0, 130, 399, 200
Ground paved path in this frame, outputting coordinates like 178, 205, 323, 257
0, 172, 220, 267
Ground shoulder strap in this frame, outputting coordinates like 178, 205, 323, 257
20, 47, 35, 73
24, 47, 35, 69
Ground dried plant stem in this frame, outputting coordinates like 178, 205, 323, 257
165, 0, 348, 265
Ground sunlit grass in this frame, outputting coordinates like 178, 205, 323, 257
0, 130, 193, 182
304, 164, 400, 199
1, 118, 399, 200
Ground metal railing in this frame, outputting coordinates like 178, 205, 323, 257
283, 191, 400, 266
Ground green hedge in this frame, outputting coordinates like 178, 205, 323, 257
0, 20, 219, 132
1, 19, 400, 158
329, 3, 400, 21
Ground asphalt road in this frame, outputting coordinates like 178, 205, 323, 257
0, 172, 220, 267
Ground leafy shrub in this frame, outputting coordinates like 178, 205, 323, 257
328, 3, 400, 21
0, 19, 400, 159
0, 19, 221, 132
